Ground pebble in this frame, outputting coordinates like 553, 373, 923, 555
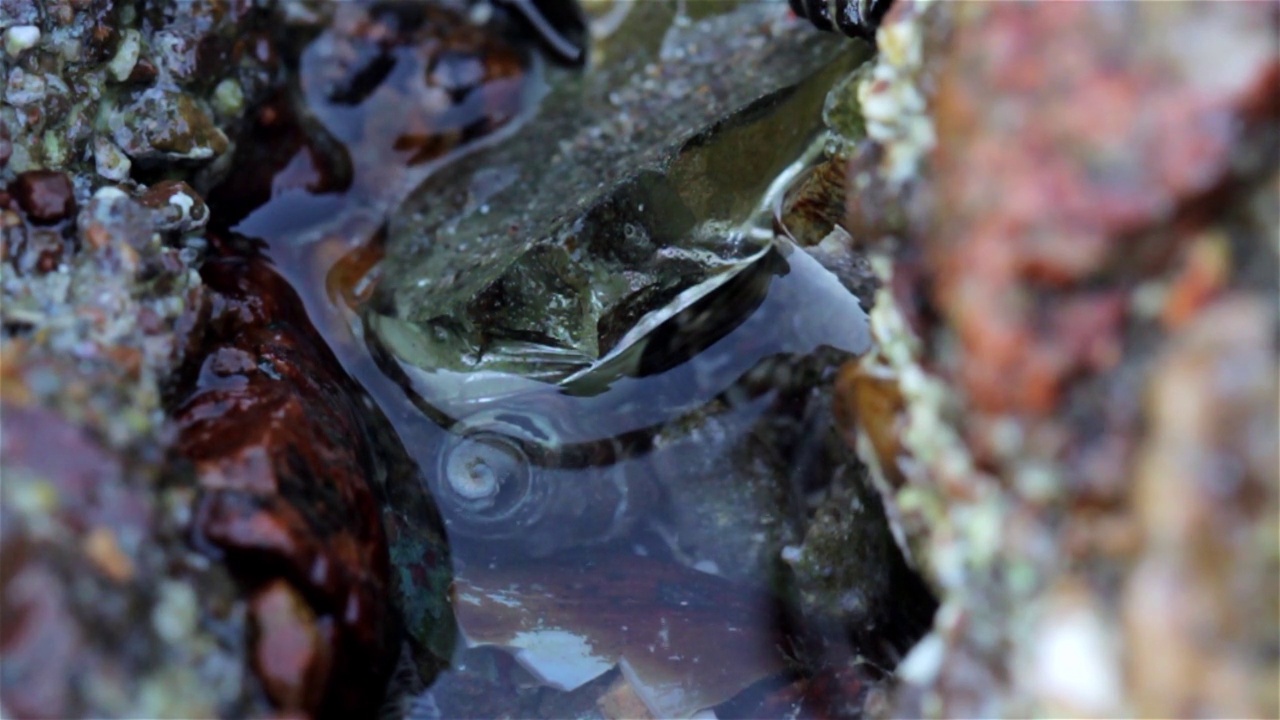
4, 25, 40, 57
138, 180, 208, 233
94, 136, 133, 182
5, 67, 47, 106
108, 30, 142, 82
10, 170, 76, 224
212, 78, 245, 117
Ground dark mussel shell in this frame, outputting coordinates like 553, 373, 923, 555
788, 0, 892, 40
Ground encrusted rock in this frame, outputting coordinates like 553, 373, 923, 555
831, 2, 1279, 717
0, 0, 281, 181
0, 170, 260, 716
376, 1, 863, 383
0, 1, 316, 716
138, 179, 208, 233
107, 88, 229, 163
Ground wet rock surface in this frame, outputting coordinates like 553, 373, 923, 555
374, 1, 866, 383
1, 1, 386, 716
1, 0, 283, 185
364, 4, 930, 716
170, 250, 397, 716
193, 2, 549, 702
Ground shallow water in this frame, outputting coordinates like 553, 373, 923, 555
206, 2, 932, 717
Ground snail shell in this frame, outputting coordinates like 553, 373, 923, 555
432, 405, 662, 556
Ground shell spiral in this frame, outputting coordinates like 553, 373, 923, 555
432, 405, 661, 557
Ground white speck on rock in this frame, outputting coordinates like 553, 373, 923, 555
1027, 593, 1123, 716
152, 581, 198, 643
94, 136, 132, 182
168, 190, 195, 215
896, 632, 945, 686
92, 185, 131, 202
108, 29, 142, 82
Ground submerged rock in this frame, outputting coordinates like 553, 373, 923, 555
370, 1, 867, 391
450, 550, 791, 719
171, 254, 400, 718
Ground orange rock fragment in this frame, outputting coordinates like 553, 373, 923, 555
836, 359, 908, 489
82, 527, 136, 583
1160, 232, 1231, 330
250, 580, 333, 716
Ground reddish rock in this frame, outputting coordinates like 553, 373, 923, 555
138, 180, 209, 233
10, 170, 76, 225
836, 2, 1278, 716
126, 57, 160, 85
1159, 232, 1231, 330
929, 2, 1280, 417
0, 399, 259, 718
173, 252, 396, 718
1, 403, 149, 535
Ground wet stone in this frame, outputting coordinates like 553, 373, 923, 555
171, 254, 400, 717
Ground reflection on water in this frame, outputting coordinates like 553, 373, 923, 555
454, 551, 785, 718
